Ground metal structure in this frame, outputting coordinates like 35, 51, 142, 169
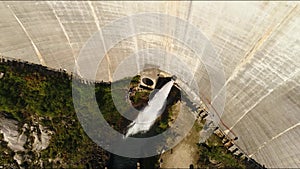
0, 1, 299, 168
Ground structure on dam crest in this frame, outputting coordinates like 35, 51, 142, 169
0, 1, 299, 168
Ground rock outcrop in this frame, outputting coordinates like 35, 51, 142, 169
0, 113, 53, 166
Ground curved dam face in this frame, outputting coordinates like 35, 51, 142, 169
0, 1, 299, 168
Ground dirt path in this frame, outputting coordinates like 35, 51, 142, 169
160, 103, 202, 168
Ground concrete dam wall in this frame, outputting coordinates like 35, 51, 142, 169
0, 1, 299, 168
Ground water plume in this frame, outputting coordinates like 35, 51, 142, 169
125, 80, 174, 137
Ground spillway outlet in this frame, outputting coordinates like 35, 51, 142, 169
171, 75, 177, 81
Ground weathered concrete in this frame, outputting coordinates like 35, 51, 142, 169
0, 1, 299, 168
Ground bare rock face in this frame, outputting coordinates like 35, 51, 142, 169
0, 115, 27, 152
0, 72, 4, 79
32, 124, 52, 152
0, 114, 53, 166
13, 153, 23, 165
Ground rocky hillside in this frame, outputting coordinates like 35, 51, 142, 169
0, 60, 110, 168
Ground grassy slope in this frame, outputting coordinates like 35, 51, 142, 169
0, 62, 111, 168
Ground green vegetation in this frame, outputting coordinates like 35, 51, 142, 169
0, 61, 110, 168
155, 85, 181, 133
130, 75, 140, 85
95, 81, 131, 133
196, 132, 264, 168
197, 134, 245, 168
130, 91, 150, 108
0, 136, 16, 168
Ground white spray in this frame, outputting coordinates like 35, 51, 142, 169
125, 80, 174, 137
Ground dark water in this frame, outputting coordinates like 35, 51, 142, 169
108, 155, 138, 169
107, 131, 160, 169
108, 154, 159, 169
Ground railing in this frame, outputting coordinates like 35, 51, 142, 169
0, 55, 112, 85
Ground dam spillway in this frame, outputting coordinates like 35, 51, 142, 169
125, 80, 174, 137
0, 1, 299, 168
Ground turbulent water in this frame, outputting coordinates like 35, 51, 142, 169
125, 80, 174, 137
